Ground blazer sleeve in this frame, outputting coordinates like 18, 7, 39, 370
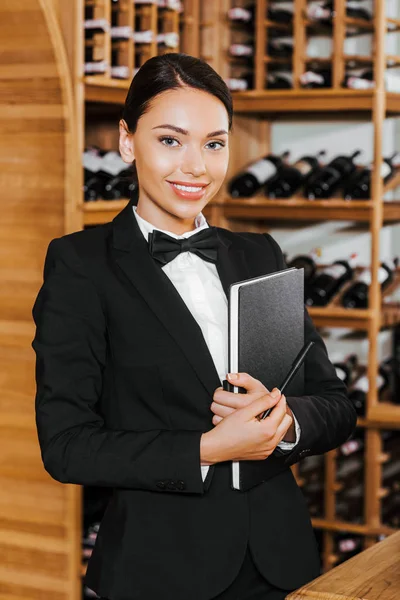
32, 236, 206, 495
264, 233, 358, 467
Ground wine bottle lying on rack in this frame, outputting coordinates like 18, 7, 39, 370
333, 353, 358, 387
306, 0, 373, 23
225, 73, 254, 91
338, 427, 364, 457
304, 150, 361, 199
266, 151, 326, 198
228, 151, 290, 198
286, 252, 318, 285
268, 1, 294, 24
266, 71, 293, 89
267, 36, 294, 58
341, 257, 399, 308
305, 253, 358, 307
348, 362, 391, 416
300, 68, 332, 88
343, 153, 399, 200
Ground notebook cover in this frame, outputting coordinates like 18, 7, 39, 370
229, 268, 304, 491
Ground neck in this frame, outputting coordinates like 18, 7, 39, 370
136, 201, 198, 235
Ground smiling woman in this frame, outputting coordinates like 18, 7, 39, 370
117, 52, 233, 233
32, 51, 356, 600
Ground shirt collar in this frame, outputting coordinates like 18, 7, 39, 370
132, 205, 209, 242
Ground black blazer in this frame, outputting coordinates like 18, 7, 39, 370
32, 198, 357, 600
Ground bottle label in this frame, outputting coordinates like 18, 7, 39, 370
228, 7, 252, 22
295, 159, 313, 176
84, 19, 110, 32
339, 539, 358, 553
352, 373, 385, 393
341, 439, 363, 456
101, 152, 127, 176
133, 30, 154, 43
269, 1, 294, 13
321, 264, 347, 278
246, 158, 278, 184
358, 266, 388, 286
346, 76, 375, 90
381, 162, 392, 179
229, 44, 253, 57
83, 151, 104, 172
300, 71, 325, 86
157, 32, 179, 47
111, 65, 130, 79
84, 61, 108, 74
111, 26, 132, 39
225, 78, 249, 91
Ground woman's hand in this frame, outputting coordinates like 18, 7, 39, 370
200, 373, 293, 464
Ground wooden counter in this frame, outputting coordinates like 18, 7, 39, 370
287, 531, 400, 600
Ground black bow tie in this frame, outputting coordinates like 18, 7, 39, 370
148, 227, 219, 266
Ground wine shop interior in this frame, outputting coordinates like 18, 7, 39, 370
2, 0, 400, 599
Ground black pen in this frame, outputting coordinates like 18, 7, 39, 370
257, 341, 315, 421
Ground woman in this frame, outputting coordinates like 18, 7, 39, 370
32, 53, 357, 600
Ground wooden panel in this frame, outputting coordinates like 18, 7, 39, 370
0, 1, 80, 599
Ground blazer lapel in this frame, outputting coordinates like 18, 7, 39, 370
110, 199, 251, 399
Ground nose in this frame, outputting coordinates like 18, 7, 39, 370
181, 145, 207, 177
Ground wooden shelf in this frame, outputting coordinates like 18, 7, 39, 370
231, 90, 400, 115
230, 197, 400, 222
311, 518, 396, 537
220, 198, 400, 223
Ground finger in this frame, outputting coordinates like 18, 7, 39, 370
213, 388, 250, 409
266, 393, 287, 427
212, 415, 223, 425
210, 401, 235, 418
274, 413, 293, 443
226, 372, 270, 395
245, 390, 281, 420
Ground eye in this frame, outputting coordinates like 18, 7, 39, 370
206, 141, 226, 150
159, 136, 180, 147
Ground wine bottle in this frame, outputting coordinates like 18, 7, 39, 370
348, 364, 391, 417
286, 252, 318, 284
343, 152, 399, 200
267, 150, 326, 198
393, 325, 400, 406
300, 68, 332, 88
382, 459, 400, 492
343, 68, 374, 90
339, 430, 364, 457
228, 151, 290, 198
267, 36, 294, 58
335, 533, 362, 559
83, 147, 108, 201
336, 456, 364, 484
103, 167, 138, 200
341, 257, 399, 308
305, 253, 358, 307
267, 1, 294, 24
306, 1, 334, 26
266, 71, 293, 89
346, 0, 373, 21
304, 150, 361, 199
227, 5, 255, 27
333, 353, 358, 387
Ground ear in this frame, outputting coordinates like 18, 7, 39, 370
119, 119, 135, 164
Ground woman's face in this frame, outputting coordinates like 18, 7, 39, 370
119, 86, 230, 234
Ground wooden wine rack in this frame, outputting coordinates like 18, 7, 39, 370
0, 0, 397, 598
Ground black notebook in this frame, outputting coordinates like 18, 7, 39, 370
228, 267, 305, 491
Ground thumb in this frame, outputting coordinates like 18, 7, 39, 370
244, 389, 281, 420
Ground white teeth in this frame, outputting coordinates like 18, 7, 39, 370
171, 183, 204, 192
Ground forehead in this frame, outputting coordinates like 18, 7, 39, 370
139, 87, 229, 132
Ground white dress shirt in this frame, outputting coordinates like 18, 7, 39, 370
132, 206, 300, 482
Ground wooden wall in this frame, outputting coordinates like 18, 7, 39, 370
0, 1, 79, 598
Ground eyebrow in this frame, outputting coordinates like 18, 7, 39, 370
152, 124, 228, 137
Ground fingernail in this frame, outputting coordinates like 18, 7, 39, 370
228, 373, 238, 380
271, 388, 280, 398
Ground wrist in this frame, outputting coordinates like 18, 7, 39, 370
282, 406, 296, 443
200, 431, 218, 465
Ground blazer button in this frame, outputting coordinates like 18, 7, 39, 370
176, 480, 185, 491
156, 481, 167, 490
166, 480, 177, 490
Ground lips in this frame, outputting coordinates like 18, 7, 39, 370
167, 180, 209, 188
167, 181, 209, 200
